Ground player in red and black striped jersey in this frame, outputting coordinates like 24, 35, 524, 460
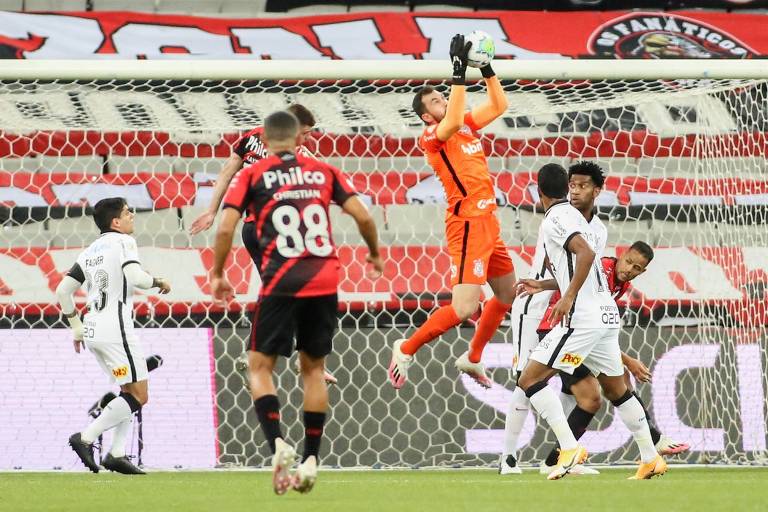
518, 241, 689, 473
210, 110, 383, 495
189, 103, 316, 239
189, 105, 340, 385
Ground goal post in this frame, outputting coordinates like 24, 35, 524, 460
1, 60, 767, 469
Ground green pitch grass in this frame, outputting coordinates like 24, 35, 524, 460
1, 468, 765, 512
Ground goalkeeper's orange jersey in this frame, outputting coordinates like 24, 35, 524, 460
419, 112, 496, 219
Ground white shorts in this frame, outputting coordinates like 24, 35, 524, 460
511, 313, 543, 374
529, 326, 623, 377
86, 336, 148, 385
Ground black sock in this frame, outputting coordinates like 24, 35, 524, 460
544, 405, 595, 466
568, 405, 596, 441
544, 447, 559, 467
254, 395, 282, 454
632, 392, 661, 444
303, 411, 326, 462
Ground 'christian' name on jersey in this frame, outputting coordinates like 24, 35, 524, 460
222, 152, 357, 297
541, 201, 619, 328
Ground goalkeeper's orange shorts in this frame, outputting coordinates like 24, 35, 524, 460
445, 213, 514, 286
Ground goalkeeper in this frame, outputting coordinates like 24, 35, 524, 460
388, 34, 516, 390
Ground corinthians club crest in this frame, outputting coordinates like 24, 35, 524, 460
588, 12, 757, 59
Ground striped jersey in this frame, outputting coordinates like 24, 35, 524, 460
222, 151, 357, 297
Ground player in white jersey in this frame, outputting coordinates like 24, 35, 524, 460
500, 162, 607, 475
498, 165, 559, 475
55, 197, 170, 474
516, 165, 666, 480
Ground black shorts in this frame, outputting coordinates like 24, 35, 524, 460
559, 364, 593, 395
241, 221, 259, 265
249, 294, 338, 358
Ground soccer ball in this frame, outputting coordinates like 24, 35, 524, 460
465, 30, 495, 68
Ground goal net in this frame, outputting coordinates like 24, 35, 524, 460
1, 61, 766, 469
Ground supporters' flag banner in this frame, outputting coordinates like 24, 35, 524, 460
1, 245, 766, 325
0, 10, 767, 60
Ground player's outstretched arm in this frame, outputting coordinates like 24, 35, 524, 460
436, 34, 471, 142
210, 207, 240, 304
341, 196, 383, 278
548, 235, 595, 325
517, 278, 558, 297
123, 263, 171, 294
470, 73, 508, 129
55, 275, 84, 352
189, 154, 244, 235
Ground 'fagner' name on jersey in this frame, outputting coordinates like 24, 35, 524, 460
222, 151, 357, 298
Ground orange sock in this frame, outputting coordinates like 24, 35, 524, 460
468, 297, 512, 363
401, 305, 461, 356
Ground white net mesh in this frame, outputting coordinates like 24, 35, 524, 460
1, 73, 767, 469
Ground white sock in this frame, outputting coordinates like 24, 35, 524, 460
503, 386, 530, 458
616, 396, 658, 463
559, 391, 577, 417
109, 417, 133, 457
82, 396, 133, 444
528, 385, 578, 450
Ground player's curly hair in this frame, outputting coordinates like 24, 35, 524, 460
93, 197, 127, 233
568, 161, 606, 188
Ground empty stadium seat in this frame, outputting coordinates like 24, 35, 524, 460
155, 0, 222, 13
0, 157, 39, 173
91, 0, 155, 11
0, 222, 53, 249
348, 4, 409, 12
23, 0, 86, 10
38, 156, 104, 175
175, 157, 229, 176
384, 204, 445, 246
220, 0, 267, 15
515, 208, 543, 246
329, 204, 385, 246
0, 0, 22, 11
286, 4, 347, 13
412, 3, 473, 10
495, 207, 525, 246
107, 156, 177, 175
180, 206, 244, 248
46, 215, 100, 248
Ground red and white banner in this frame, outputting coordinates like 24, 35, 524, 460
4, 171, 768, 209
0, 10, 767, 60
2, 245, 766, 325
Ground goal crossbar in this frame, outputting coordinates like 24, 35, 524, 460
2, 58, 767, 81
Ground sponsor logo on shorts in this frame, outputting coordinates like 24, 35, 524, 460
112, 366, 129, 378
473, 258, 484, 278
560, 353, 583, 366
476, 198, 494, 210
589, 13, 756, 59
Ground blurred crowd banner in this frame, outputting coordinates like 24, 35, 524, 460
0, 10, 767, 60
